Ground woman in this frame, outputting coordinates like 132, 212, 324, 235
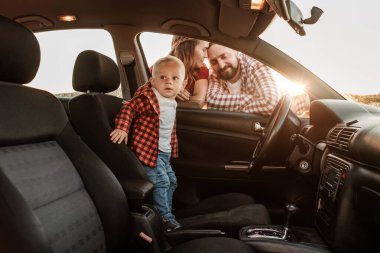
169, 36, 209, 106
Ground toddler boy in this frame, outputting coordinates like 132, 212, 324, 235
110, 56, 186, 230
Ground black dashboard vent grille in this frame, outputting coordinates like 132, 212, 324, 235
326, 155, 350, 173
327, 126, 358, 151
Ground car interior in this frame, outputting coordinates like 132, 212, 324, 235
1, 0, 380, 253
69, 49, 270, 237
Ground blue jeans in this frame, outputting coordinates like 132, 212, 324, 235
144, 151, 177, 221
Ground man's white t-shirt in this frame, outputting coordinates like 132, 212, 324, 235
153, 88, 177, 153
227, 79, 242, 95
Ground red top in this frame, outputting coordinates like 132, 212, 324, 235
185, 64, 209, 95
115, 82, 178, 167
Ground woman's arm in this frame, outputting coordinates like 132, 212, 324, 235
191, 78, 208, 102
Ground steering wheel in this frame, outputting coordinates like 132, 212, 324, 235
249, 94, 292, 174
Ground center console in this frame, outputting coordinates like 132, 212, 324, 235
240, 203, 299, 240
315, 154, 350, 244
239, 204, 329, 253
239, 153, 351, 253
240, 226, 329, 253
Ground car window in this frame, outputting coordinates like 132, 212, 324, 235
27, 29, 122, 98
261, 0, 380, 108
139, 32, 309, 117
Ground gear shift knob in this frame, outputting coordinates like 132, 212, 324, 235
283, 203, 299, 239
286, 203, 299, 213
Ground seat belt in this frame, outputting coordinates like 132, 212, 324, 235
120, 52, 138, 97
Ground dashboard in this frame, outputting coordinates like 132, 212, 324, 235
299, 99, 380, 252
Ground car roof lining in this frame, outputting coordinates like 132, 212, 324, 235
5, 0, 274, 39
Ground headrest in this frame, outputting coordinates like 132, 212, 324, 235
0, 16, 40, 84
72, 50, 120, 93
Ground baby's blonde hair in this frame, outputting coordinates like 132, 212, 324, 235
151, 55, 185, 79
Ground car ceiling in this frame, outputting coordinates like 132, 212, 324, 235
3, 0, 275, 41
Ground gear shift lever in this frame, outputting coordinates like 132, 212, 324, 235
244, 203, 300, 241
283, 203, 299, 239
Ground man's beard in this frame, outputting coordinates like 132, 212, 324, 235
217, 65, 238, 81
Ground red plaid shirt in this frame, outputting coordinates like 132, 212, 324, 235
115, 82, 178, 167
207, 52, 281, 115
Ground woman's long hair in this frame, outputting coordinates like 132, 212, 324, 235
169, 36, 201, 87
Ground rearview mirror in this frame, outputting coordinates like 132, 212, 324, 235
266, 0, 323, 36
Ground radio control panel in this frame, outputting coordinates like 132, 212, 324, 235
315, 154, 350, 243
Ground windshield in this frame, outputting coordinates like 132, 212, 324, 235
261, 0, 380, 98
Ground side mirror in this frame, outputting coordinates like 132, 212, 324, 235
266, 0, 323, 36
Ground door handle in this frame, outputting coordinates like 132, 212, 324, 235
224, 161, 251, 173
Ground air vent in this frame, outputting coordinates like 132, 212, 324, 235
326, 155, 350, 173
327, 126, 358, 151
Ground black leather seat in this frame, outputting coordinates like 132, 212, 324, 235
0, 15, 256, 253
68, 50, 270, 236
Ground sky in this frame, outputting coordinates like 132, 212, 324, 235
29, 0, 380, 95
261, 0, 380, 95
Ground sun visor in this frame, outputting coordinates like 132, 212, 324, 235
218, 0, 275, 38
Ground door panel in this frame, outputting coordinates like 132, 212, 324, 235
172, 109, 317, 225
175, 109, 264, 165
